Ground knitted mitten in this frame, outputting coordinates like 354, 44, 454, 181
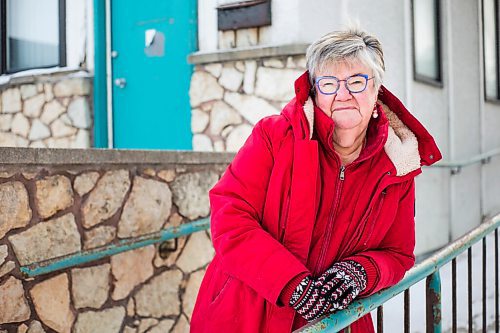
289, 275, 333, 321
318, 260, 367, 311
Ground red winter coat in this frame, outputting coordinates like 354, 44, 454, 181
191, 72, 441, 333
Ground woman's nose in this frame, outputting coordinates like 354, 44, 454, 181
335, 83, 352, 101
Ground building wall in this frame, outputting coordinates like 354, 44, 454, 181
0, 148, 232, 332
0, 72, 93, 149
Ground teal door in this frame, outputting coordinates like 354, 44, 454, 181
111, 0, 196, 149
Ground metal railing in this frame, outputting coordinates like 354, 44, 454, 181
430, 147, 500, 175
20, 217, 210, 277
297, 212, 500, 333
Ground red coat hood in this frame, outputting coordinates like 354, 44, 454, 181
282, 71, 442, 176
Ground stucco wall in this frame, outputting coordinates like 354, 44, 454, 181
0, 148, 232, 333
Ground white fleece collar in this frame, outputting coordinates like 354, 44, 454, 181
302, 98, 421, 176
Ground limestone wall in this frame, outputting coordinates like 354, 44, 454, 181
0, 148, 232, 333
0, 71, 92, 149
189, 51, 307, 152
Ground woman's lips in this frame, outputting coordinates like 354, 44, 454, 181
332, 106, 357, 112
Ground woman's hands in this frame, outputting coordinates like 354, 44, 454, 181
289, 260, 367, 322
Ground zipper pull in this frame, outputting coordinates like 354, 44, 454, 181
339, 165, 345, 181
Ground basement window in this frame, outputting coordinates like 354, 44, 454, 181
217, 0, 272, 31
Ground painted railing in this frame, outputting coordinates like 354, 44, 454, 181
20, 217, 210, 277
296, 212, 500, 333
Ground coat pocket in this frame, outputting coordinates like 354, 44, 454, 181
361, 190, 386, 247
209, 271, 232, 305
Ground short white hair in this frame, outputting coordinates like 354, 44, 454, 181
306, 27, 385, 92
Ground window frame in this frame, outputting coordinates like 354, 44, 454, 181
411, 0, 443, 87
482, 0, 500, 102
0, 0, 66, 75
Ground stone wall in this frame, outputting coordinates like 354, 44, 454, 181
0, 148, 232, 333
189, 48, 307, 152
0, 71, 92, 149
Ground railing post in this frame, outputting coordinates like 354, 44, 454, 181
426, 271, 442, 333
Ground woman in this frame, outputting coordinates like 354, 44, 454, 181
191, 27, 441, 333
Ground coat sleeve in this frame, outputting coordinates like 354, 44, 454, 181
347, 179, 416, 296
210, 119, 310, 305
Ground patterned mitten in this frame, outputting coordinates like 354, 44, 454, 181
318, 260, 367, 311
289, 275, 334, 321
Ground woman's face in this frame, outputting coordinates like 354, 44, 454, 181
314, 61, 379, 149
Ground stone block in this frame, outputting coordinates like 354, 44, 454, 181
11, 113, 29, 138
111, 246, 155, 300
40, 100, 65, 125
243, 60, 257, 94
209, 101, 242, 135
0, 114, 13, 131
74, 171, 100, 197
2, 88, 22, 113
148, 320, 175, 333
82, 170, 130, 229
172, 315, 189, 333
29, 141, 47, 148
235, 61, 245, 72
214, 140, 225, 152
0, 245, 7, 265
73, 307, 125, 333
192, 134, 213, 152
53, 78, 91, 97
118, 177, 172, 238
170, 171, 218, 220
204, 63, 222, 78
43, 137, 71, 148
23, 94, 46, 118
70, 129, 90, 148
28, 120, 50, 141
0, 277, 30, 324
71, 264, 110, 309
255, 67, 302, 101
189, 71, 224, 108
191, 108, 209, 133
67, 97, 91, 129
226, 124, 253, 152
44, 83, 54, 102
219, 64, 244, 92
0, 181, 32, 239
20, 84, 38, 100
9, 213, 81, 265
183, 269, 206, 320
0, 261, 15, 278
134, 269, 183, 318
218, 30, 235, 49
263, 58, 285, 68
30, 273, 74, 333
27, 320, 45, 333
236, 28, 258, 48
126, 298, 135, 316
225, 92, 279, 125
83, 225, 116, 250
50, 118, 77, 138
0, 132, 29, 147
157, 169, 176, 182
176, 232, 214, 273
35, 175, 74, 219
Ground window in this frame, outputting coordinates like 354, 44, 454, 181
483, 0, 500, 100
412, 0, 442, 84
0, 0, 66, 74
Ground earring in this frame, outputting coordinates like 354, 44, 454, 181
372, 104, 379, 119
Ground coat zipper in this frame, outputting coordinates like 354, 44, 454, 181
314, 165, 345, 275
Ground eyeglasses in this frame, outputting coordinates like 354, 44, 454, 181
315, 74, 374, 95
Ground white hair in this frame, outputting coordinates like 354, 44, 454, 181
306, 27, 385, 92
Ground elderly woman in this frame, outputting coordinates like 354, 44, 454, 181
191, 28, 441, 333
